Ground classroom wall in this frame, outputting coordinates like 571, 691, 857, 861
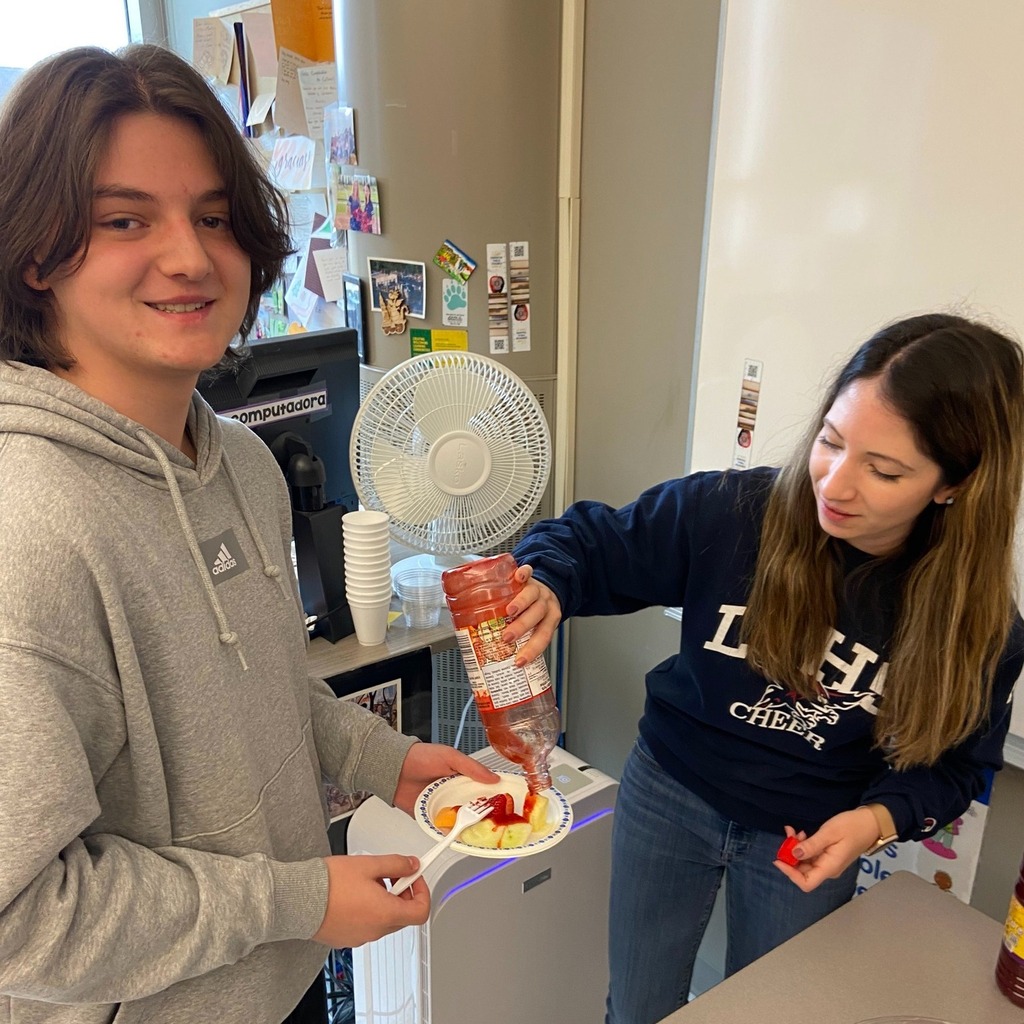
564, 0, 721, 778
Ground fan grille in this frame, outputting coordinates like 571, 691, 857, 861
351, 353, 552, 554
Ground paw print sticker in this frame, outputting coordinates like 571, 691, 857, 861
443, 277, 467, 312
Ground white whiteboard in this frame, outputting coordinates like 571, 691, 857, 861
688, 0, 1024, 742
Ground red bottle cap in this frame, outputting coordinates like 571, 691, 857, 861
777, 835, 801, 867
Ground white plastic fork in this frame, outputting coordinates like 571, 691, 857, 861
390, 795, 495, 895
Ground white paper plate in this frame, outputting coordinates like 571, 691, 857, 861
415, 771, 573, 859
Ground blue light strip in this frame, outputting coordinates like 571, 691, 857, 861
436, 807, 614, 910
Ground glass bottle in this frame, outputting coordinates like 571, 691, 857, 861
441, 554, 561, 793
996, 853, 1024, 1007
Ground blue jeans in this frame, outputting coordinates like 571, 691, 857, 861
606, 738, 859, 1024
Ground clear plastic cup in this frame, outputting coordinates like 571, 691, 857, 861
394, 567, 444, 629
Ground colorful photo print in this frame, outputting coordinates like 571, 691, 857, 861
324, 102, 357, 165
342, 273, 366, 361
432, 239, 477, 283
333, 168, 381, 234
322, 681, 401, 821
368, 257, 427, 319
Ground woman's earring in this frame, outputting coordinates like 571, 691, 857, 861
944, 496, 955, 505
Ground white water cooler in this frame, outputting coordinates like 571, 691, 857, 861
347, 746, 618, 1024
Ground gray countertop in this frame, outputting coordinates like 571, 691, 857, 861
660, 871, 1024, 1024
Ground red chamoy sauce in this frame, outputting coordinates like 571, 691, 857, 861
996, 853, 1024, 1007
480, 793, 529, 828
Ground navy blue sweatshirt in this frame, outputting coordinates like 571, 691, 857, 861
514, 467, 1024, 840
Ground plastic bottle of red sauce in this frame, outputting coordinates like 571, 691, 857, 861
441, 554, 561, 793
996, 853, 1024, 1006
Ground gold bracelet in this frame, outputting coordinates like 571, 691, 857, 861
862, 804, 898, 854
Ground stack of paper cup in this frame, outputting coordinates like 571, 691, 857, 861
342, 510, 392, 646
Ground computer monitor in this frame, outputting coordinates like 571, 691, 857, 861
197, 327, 362, 642
198, 326, 361, 510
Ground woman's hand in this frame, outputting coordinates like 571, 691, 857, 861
391, 742, 499, 816
773, 807, 880, 891
502, 564, 562, 667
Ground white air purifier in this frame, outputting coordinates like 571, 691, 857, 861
347, 746, 618, 1024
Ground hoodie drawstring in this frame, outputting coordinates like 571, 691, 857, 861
136, 431, 260, 671
220, 451, 293, 603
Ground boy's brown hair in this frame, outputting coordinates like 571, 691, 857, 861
0, 44, 291, 369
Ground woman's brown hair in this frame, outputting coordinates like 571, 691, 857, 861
741, 313, 1024, 768
0, 44, 291, 369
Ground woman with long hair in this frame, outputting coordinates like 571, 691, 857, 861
507, 312, 1024, 1024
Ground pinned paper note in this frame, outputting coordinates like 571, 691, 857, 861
269, 135, 316, 191
312, 248, 348, 302
275, 47, 318, 137
298, 63, 338, 137
296, 212, 339, 300
192, 18, 234, 84
410, 328, 468, 356
246, 91, 275, 129
241, 11, 278, 81
285, 267, 319, 327
291, 190, 331, 256
240, 11, 278, 126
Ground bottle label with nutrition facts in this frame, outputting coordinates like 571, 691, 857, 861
454, 618, 551, 711
1005, 893, 1024, 959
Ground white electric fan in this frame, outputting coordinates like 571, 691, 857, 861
349, 352, 551, 567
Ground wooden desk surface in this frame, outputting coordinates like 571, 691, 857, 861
661, 871, 1024, 1024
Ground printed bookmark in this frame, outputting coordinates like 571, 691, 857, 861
509, 240, 531, 352
486, 243, 509, 355
732, 358, 763, 469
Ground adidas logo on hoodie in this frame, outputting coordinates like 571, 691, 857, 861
212, 543, 237, 575
199, 529, 249, 584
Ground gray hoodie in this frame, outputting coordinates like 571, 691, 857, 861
0, 363, 415, 1023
